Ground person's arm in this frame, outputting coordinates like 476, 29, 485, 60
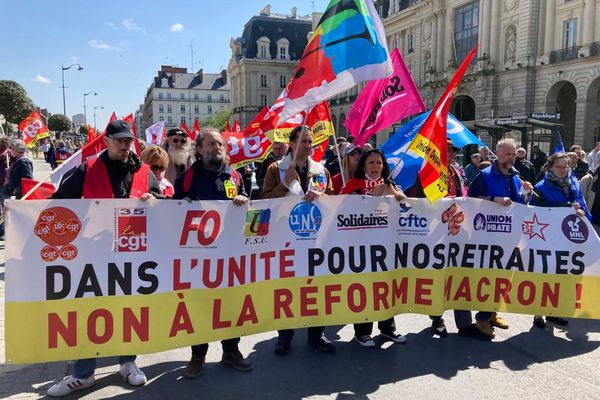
467, 172, 488, 199
147, 171, 165, 199
51, 164, 86, 199
528, 188, 548, 207
261, 163, 287, 199
172, 172, 186, 200
324, 169, 335, 195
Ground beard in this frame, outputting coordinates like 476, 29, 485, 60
206, 153, 224, 167
501, 160, 514, 170
167, 145, 190, 166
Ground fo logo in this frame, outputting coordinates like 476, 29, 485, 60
179, 210, 221, 247
115, 208, 147, 252
289, 202, 321, 238
34, 207, 82, 262
245, 209, 271, 237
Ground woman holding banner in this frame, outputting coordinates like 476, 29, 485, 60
529, 152, 591, 328
340, 148, 407, 347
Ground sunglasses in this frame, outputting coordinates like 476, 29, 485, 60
150, 165, 166, 172
171, 138, 187, 144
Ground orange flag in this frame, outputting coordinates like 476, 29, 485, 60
19, 111, 50, 148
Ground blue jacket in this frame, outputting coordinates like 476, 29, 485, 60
468, 162, 524, 203
529, 173, 592, 220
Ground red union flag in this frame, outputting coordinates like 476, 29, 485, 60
223, 130, 272, 169
19, 111, 50, 148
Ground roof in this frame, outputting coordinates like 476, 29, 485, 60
153, 71, 229, 91
234, 13, 312, 60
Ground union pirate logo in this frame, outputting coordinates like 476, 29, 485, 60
34, 207, 82, 262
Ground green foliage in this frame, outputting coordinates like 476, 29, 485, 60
0, 80, 35, 124
202, 108, 231, 131
48, 114, 72, 132
77, 125, 88, 136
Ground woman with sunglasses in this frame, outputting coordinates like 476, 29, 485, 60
331, 144, 362, 194
340, 148, 407, 347
141, 145, 174, 197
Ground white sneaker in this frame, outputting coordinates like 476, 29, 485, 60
354, 334, 376, 347
380, 331, 407, 343
119, 361, 147, 386
47, 375, 95, 397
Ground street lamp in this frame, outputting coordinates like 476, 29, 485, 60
83, 91, 98, 125
61, 64, 83, 116
93, 105, 103, 132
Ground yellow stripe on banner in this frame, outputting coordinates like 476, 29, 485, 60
5, 267, 597, 364
272, 122, 333, 144
408, 135, 442, 172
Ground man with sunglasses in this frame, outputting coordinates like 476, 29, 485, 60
48, 120, 162, 397
162, 128, 195, 184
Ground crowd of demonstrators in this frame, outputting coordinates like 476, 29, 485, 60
530, 145, 547, 177
570, 145, 590, 179
261, 126, 337, 356
141, 145, 174, 197
6, 139, 33, 200
47, 120, 162, 397
468, 139, 533, 338
464, 153, 481, 184
173, 128, 253, 378
586, 141, 600, 170
514, 147, 536, 183
255, 141, 288, 193
341, 148, 407, 347
529, 152, 590, 328
161, 128, 195, 184
53, 141, 72, 167
324, 136, 348, 176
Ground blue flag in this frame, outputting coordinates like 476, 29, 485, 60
552, 129, 565, 155
381, 112, 484, 190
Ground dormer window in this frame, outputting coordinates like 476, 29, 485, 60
257, 36, 271, 59
277, 38, 290, 60
161, 78, 168, 87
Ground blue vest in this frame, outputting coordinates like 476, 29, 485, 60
533, 174, 592, 220
480, 165, 523, 203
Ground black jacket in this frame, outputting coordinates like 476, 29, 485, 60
52, 151, 163, 199
173, 160, 246, 200
7, 156, 33, 199
514, 158, 536, 183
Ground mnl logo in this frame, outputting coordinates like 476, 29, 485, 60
441, 203, 464, 236
337, 211, 388, 230
561, 215, 589, 243
473, 213, 512, 233
521, 213, 549, 240
245, 209, 271, 245
34, 207, 82, 262
289, 202, 321, 238
115, 208, 147, 252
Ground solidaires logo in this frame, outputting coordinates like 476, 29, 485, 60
289, 202, 322, 238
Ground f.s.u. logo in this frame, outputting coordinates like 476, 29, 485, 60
245, 209, 271, 237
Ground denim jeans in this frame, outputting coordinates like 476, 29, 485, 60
73, 355, 136, 379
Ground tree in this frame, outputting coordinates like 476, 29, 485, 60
77, 125, 88, 136
48, 114, 72, 132
0, 80, 35, 124
202, 108, 231, 131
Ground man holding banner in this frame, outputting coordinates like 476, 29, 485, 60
173, 128, 253, 378
262, 125, 336, 355
47, 120, 161, 397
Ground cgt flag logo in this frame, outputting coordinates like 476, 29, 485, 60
115, 208, 148, 252
34, 207, 82, 262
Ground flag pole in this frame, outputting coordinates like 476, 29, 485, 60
21, 174, 52, 200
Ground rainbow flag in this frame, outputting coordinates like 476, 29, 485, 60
279, 0, 392, 121
407, 45, 478, 203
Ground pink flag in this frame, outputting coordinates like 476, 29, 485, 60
345, 48, 426, 146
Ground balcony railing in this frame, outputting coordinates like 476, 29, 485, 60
549, 46, 581, 64
591, 42, 600, 57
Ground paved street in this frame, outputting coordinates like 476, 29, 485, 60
0, 157, 599, 399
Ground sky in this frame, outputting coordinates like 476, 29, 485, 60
0, 0, 328, 128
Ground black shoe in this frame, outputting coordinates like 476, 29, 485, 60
307, 335, 336, 353
274, 339, 291, 356
546, 316, 569, 326
222, 351, 253, 372
533, 317, 546, 329
457, 323, 492, 341
183, 355, 205, 379
431, 317, 448, 337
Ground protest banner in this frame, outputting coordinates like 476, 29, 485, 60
5, 196, 600, 363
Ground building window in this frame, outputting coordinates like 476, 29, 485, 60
257, 36, 271, 59
408, 33, 414, 53
194, 93, 199, 100
194, 105, 199, 113
208, 105, 213, 114
180, 105, 186, 113
564, 19, 577, 48
158, 92, 163, 100
260, 94, 268, 106
454, 2, 479, 64
260, 74, 268, 87
167, 116, 173, 124
207, 94, 212, 102
220, 94, 225, 102
167, 105, 172, 113
280, 75, 287, 88
158, 104, 164, 113
159, 116, 164, 122
166, 92, 171, 99
180, 93, 185, 100
277, 38, 290, 60
181, 116, 186, 124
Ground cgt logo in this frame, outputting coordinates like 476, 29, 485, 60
179, 210, 221, 247
115, 208, 148, 252
34, 207, 82, 262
